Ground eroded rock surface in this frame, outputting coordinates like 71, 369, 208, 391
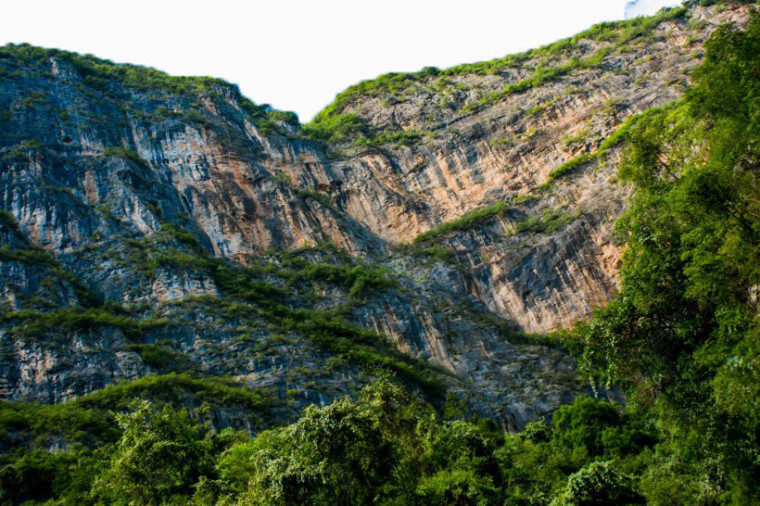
0, 3, 751, 428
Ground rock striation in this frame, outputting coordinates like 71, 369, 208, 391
0, 2, 753, 429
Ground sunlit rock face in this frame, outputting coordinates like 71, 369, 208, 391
0, 2, 751, 428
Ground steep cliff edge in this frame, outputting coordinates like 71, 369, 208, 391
0, 2, 753, 429
308, 2, 751, 332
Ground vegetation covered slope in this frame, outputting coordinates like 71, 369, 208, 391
302, 5, 692, 148
2, 1, 760, 504
0, 14, 585, 429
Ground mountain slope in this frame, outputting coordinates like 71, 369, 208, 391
0, 1, 754, 434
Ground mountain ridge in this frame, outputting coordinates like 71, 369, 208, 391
3, 1, 760, 503
0, 0, 753, 428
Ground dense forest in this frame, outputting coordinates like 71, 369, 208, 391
2, 4, 760, 506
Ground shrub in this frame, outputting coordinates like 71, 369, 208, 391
559, 461, 644, 505
513, 209, 577, 235
91, 400, 217, 505
103, 146, 150, 169
542, 153, 595, 186
413, 201, 511, 244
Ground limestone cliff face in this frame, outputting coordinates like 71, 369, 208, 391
319, 3, 750, 332
0, 3, 752, 428
0, 57, 379, 259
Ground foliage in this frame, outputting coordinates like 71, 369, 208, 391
542, 153, 595, 187
0, 43, 300, 137
0, 446, 103, 504
179, 108, 209, 127
0, 380, 677, 505
413, 201, 511, 244
513, 208, 577, 235
236, 380, 437, 504
281, 258, 397, 300
595, 111, 652, 160
75, 373, 271, 414
125, 344, 196, 373
302, 109, 421, 148
0, 244, 58, 267
2, 307, 141, 338
4, 6, 760, 506
0, 375, 271, 504
575, 13, 760, 503
218, 380, 507, 505
0, 400, 114, 504
91, 400, 218, 505
302, 112, 370, 143
393, 243, 458, 264
303, 5, 689, 145
295, 188, 334, 208
558, 461, 644, 505
461, 61, 584, 114
0, 210, 17, 230
406, 202, 576, 247
123, 237, 443, 393
103, 146, 151, 169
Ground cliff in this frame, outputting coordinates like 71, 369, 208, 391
0, 2, 752, 429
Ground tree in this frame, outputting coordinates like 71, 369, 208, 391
91, 400, 215, 505
577, 12, 760, 502
558, 461, 643, 505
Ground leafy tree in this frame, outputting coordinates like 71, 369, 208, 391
0, 446, 101, 504
91, 400, 217, 505
558, 461, 643, 505
577, 12, 760, 502
236, 380, 434, 504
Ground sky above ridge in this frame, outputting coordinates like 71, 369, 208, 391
1, 0, 680, 122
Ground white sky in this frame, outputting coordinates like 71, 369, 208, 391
1, 0, 680, 121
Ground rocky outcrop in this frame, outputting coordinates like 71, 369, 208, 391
0, 2, 753, 428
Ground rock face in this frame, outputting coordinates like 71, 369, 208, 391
0, 3, 752, 428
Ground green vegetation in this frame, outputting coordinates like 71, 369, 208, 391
0, 217, 433, 392
407, 201, 574, 246
461, 61, 585, 114
0, 210, 17, 230
103, 146, 150, 169
542, 153, 595, 187
511, 193, 538, 205
0, 43, 300, 137
303, 68, 437, 143
559, 128, 589, 149
596, 111, 647, 160
237, 98, 300, 136
157, 222, 205, 252
0, 244, 58, 267
112, 234, 443, 393
301, 111, 422, 148
295, 188, 333, 208
278, 256, 397, 300
179, 108, 209, 127
304, 5, 690, 145
684, 0, 759, 9
2, 307, 141, 339
0, 218, 100, 308
393, 243, 458, 264
571, 14, 760, 502
75, 373, 271, 414
1, 381, 656, 504
91, 400, 218, 504
413, 201, 511, 244
4, 6, 760, 505
125, 344, 196, 373
514, 208, 578, 235
0, 373, 272, 504
302, 112, 369, 143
